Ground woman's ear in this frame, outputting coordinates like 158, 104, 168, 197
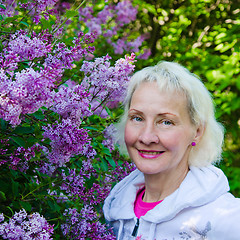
194, 123, 205, 144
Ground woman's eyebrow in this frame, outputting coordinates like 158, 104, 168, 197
128, 109, 143, 114
157, 112, 177, 117
128, 109, 177, 117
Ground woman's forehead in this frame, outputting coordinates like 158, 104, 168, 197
132, 80, 186, 100
130, 82, 189, 113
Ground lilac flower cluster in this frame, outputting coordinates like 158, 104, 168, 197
60, 167, 89, 200
0, 30, 60, 125
84, 182, 112, 206
61, 207, 115, 239
0, 0, 18, 17
115, 1, 138, 25
7, 30, 52, 61
0, 66, 60, 126
106, 160, 136, 183
71, 32, 97, 62
102, 124, 117, 152
47, 189, 68, 203
51, 160, 116, 238
0, 27, 96, 126
28, 0, 58, 13
80, 53, 135, 116
111, 35, 150, 57
0, 139, 38, 172
51, 82, 92, 126
45, 31, 96, 69
42, 119, 95, 167
0, 29, 54, 74
57, 156, 135, 208
0, 209, 54, 239
20, 0, 59, 24
78, 1, 149, 56
58, 160, 112, 206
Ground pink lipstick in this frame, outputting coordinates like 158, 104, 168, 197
138, 150, 164, 159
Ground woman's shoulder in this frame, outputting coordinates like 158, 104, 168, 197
206, 192, 240, 239
213, 191, 240, 213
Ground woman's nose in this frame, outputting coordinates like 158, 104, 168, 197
138, 125, 159, 145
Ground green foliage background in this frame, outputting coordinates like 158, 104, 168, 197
131, 0, 240, 196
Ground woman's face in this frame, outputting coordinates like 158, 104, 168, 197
124, 81, 202, 177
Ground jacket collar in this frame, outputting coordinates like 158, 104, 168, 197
103, 165, 230, 223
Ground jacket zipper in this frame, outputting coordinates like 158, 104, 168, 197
131, 218, 140, 237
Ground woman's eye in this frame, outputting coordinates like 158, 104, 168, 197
162, 120, 173, 126
134, 116, 142, 122
130, 116, 143, 122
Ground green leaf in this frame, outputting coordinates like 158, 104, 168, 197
83, 126, 98, 131
219, 40, 237, 53
216, 32, 227, 39
31, 110, 45, 120
99, 157, 108, 171
11, 180, 20, 199
20, 201, 32, 212
10, 169, 18, 178
215, 43, 224, 51
40, 18, 52, 30
0, 118, 7, 131
102, 147, 112, 156
47, 200, 61, 212
0, 4, 6, 10
12, 200, 21, 209
66, 9, 79, 19
236, 80, 240, 91
88, 114, 101, 124
10, 136, 26, 147
11, 136, 26, 147
0, 191, 6, 201
141, 3, 157, 15
20, 21, 29, 27
25, 136, 39, 144
13, 126, 35, 134
2, 15, 20, 25
105, 156, 116, 168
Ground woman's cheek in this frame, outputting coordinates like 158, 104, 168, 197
124, 124, 136, 146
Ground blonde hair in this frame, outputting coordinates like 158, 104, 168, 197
116, 61, 224, 167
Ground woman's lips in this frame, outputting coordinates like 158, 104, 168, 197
138, 150, 164, 159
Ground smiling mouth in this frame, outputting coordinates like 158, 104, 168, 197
138, 150, 165, 159
138, 150, 164, 155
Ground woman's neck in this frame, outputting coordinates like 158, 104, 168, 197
143, 165, 189, 202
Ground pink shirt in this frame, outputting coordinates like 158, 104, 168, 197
134, 188, 163, 218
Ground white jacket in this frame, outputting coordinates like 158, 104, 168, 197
103, 165, 240, 240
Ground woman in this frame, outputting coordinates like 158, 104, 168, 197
103, 61, 240, 240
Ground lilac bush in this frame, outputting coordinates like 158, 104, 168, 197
0, 0, 145, 239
